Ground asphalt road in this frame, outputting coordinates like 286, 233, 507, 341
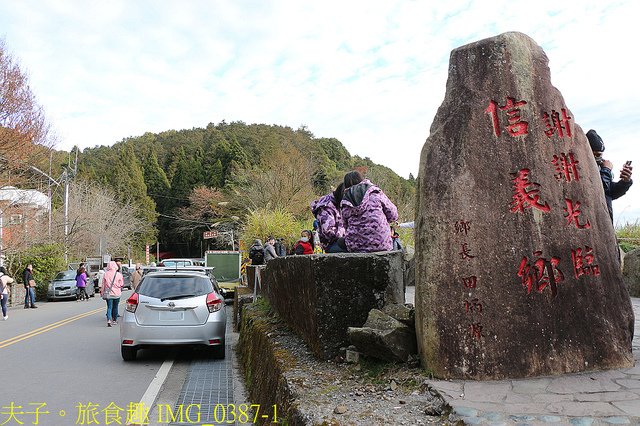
0, 291, 171, 425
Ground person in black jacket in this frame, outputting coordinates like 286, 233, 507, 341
587, 130, 633, 223
23, 264, 37, 309
249, 239, 265, 265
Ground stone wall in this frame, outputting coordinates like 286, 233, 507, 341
238, 302, 304, 426
263, 252, 404, 360
10, 283, 28, 307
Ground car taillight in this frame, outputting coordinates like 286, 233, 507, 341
126, 293, 139, 313
206, 292, 222, 313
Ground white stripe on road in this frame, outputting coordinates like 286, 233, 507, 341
134, 359, 173, 424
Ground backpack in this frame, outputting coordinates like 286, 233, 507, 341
249, 245, 265, 265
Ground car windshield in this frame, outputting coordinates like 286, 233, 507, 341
138, 275, 213, 300
55, 270, 77, 280
162, 260, 192, 267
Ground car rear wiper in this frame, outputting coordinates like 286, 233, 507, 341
160, 294, 196, 301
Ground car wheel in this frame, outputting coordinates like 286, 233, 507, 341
121, 345, 137, 361
210, 343, 225, 359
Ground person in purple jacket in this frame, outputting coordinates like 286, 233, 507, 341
311, 183, 347, 253
340, 171, 398, 252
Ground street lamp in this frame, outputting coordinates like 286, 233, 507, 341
29, 164, 72, 262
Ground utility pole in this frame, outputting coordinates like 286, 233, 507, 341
48, 150, 53, 237
63, 168, 69, 263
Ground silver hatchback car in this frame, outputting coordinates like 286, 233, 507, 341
120, 270, 226, 361
47, 270, 96, 301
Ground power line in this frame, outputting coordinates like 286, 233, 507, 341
146, 192, 191, 202
156, 213, 213, 226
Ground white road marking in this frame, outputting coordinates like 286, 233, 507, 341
137, 359, 174, 420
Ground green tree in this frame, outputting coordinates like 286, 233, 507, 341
167, 147, 201, 211
241, 207, 307, 250
111, 144, 157, 242
11, 243, 66, 301
143, 150, 171, 211
229, 147, 317, 218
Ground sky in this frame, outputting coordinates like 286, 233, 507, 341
1, 0, 639, 224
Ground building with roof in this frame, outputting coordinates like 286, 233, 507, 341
0, 186, 50, 260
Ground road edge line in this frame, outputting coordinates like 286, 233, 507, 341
139, 359, 174, 416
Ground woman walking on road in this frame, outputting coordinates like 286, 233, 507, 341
76, 266, 89, 301
0, 266, 14, 320
101, 261, 124, 327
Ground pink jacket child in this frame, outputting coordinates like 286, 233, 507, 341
101, 261, 124, 327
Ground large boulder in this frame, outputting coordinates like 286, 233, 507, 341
383, 303, 415, 327
622, 248, 640, 297
348, 309, 417, 362
415, 32, 635, 379
264, 252, 404, 360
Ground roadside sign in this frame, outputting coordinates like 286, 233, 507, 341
203, 230, 218, 239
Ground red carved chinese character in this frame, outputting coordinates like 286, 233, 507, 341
571, 246, 601, 279
469, 322, 484, 340
485, 97, 529, 137
552, 152, 580, 182
462, 276, 477, 289
542, 108, 572, 138
517, 250, 564, 297
459, 243, 475, 259
455, 220, 471, 235
563, 199, 591, 229
510, 169, 551, 213
464, 298, 483, 314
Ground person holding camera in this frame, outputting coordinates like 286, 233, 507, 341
587, 129, 633, 223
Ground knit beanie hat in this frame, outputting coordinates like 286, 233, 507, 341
586, 129, 605, 152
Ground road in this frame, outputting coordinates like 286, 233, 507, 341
0, 291, 245, 426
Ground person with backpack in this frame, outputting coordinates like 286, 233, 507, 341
249, 239, 265, 265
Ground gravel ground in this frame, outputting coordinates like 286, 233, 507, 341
248, 300, 454, 426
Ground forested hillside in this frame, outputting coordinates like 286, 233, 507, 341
76, 121, 416, 258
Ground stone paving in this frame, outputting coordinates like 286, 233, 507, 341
422, 296, 640, 425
